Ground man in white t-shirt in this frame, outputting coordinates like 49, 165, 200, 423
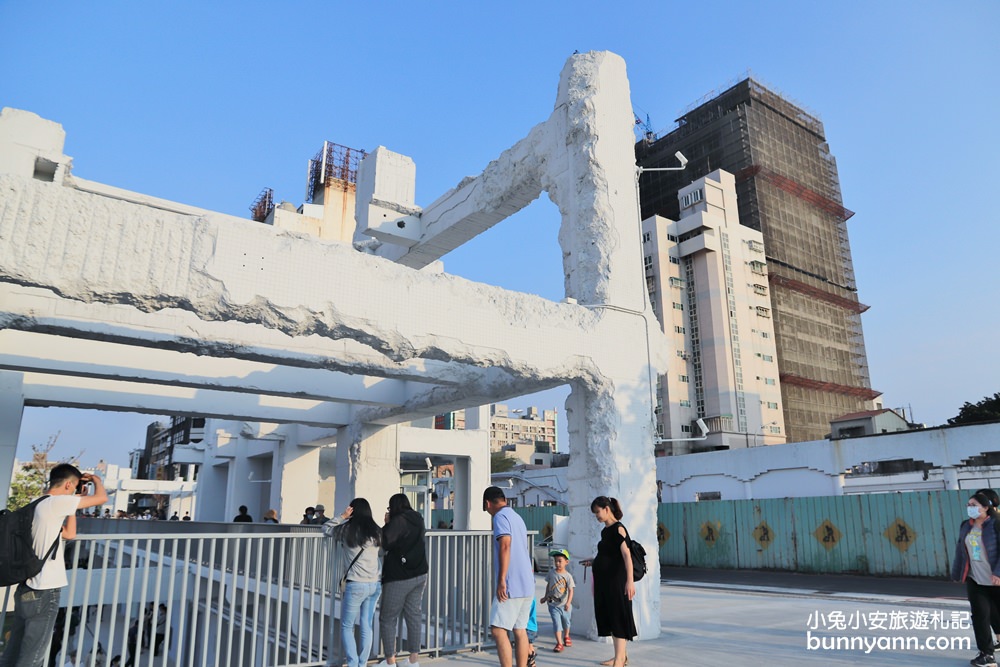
0, 463, 107, 667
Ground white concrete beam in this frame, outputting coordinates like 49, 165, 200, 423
20, 373, 351, 427
0, 330, 416, 407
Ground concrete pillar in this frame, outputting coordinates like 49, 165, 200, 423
0, 372, 25, 507
943, 466, 960, 491
564, 379, 660, 641
743, 480, 754, 500
335, 423, 399, 520
832, 473, 846, 496
459, 405, 492, 530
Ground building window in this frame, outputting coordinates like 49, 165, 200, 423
644, 255, 653, 270
681, 425, 691, 433
747, 240, 764, 253
669, 277, 685, 288
670, 256, 679, 265
769, 426, 782, 434
679, 375, 689, 383
767, 401, 778, 409
673, 302, 684, 311
642, 231, 651, 243
667, 234, 679, 242
679, 399, 691, 407
756, 306, 771, 318
753, 283, 768, 296
676, 349, 687, 358
762, 354, 773, 362
749, 260, 766, 275
674, 325, 685, 334
761, 331, 770, 339
765, 378, 776, 386
680, 188, 703, 209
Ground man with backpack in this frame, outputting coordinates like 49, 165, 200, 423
0, 463, 107, 667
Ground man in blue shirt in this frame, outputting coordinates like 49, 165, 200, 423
483, 486, 534, 667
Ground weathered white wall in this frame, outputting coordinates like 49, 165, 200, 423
658, 421, 1000, 501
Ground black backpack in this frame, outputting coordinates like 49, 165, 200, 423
621, 524, 648, 582
0, 496, 61, 587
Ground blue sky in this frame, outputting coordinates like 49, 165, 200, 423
3, 1, 998, 467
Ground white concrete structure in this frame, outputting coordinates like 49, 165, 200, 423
658, 421, 1000, 501
643, 170, 785, 454
0, 53, 667, 638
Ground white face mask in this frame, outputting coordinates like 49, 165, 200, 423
969, 506, 983, 520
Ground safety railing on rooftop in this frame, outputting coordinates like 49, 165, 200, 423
0, 522, 496, 667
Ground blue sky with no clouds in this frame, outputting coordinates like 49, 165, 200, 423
2, 1, 998, 467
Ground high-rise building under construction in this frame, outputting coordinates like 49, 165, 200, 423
636, 78, 879, 443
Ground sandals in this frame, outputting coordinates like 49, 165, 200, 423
599, 657, 628, 666
564, 637, 573, 647
554, 644, 564, 652
528, 652, 537, 667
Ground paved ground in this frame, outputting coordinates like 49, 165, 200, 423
423, 570, 975, 667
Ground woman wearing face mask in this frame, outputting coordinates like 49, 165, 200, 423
952, 491, 1000, 667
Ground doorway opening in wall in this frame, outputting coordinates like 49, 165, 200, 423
437, 194, 564, 301
14, 406, 191, 518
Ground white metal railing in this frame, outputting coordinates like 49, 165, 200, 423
0, 522, 495, 667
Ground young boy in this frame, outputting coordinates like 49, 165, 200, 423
540, 549, 575, 652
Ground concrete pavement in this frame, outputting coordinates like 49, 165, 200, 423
421, 570, 975, 666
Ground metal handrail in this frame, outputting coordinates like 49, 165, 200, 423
0, 526, 495, 667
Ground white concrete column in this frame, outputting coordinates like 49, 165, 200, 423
831, 473, 846, 496
278, 435, 324, 523
460, 405, 492, 530
0, 372, 25, 507
564, 378, 661, 642
943, 466, 960, 491
743, 480, 754, 500
335, 423, 398, 520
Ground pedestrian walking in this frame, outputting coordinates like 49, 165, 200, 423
483, 486, 534, 667
375, 494, 428, 667
953, 490, 1000, 667
540, 549, 574, 651
324, 499, 383, 667
581, 496, 636, 667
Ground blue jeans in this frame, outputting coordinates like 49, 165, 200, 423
341, 581, 381, 667
549, 604, 572, 634
0, 585, 61, 667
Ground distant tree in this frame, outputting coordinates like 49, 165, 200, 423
490, 451, 515, 473
948, 392, 1000, 426
6, 465, 46, 511
5, 432, 83, 511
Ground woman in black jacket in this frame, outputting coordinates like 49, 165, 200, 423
376, 494, 429, 667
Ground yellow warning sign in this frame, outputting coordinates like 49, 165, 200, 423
753, 521, 774, 550
813, 519, 841, 551
657, 522, 670, 546
700, 521, 722, 548
883, 518, 917, 553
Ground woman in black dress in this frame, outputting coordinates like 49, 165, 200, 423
588, 496, 636, 667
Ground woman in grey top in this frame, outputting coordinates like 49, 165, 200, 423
325, 498, 383, 667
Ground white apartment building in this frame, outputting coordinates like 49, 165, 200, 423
643, 169, 786, 454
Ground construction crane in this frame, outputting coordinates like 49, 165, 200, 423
633, 112, 657, 144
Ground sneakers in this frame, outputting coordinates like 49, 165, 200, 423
374, 660, 419, 667
971, 652, 997, 667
